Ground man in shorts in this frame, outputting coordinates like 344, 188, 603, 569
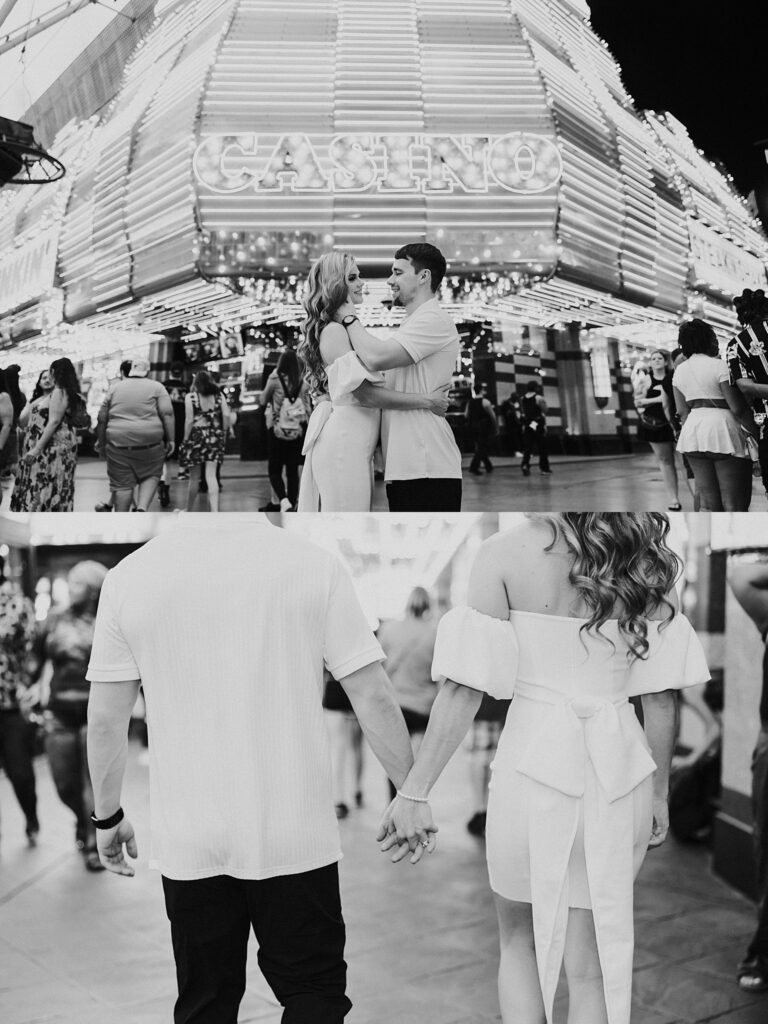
96, 356, 175, 511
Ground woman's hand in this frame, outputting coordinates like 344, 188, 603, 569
426, 386, 451, 417
376, 795, 438, 865
19, 682, 41, 716
648, 796, 669, 848
334, 301, 357, 323
23, 445, 42, 463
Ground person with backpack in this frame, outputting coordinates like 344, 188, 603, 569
465, 381, 498, 475
11, 358, 85, 511
520, 379, 552, 477
180, 370, 231, 513
260, 350, 309, 512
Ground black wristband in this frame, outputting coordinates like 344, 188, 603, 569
90, 807, 124, 830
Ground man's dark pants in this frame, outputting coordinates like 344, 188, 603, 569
758, 426, 768, 497
386, 477, 462, 511
162, 863, 351, 1024
748, 721, 768, 962
0, 709, 38, 830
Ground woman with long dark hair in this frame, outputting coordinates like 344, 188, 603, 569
634, 348, 682, 509
181, 370, 230, 512
259, 349, 310, 512
296, 252, 450, 511
380, 514, 709, 1024
11, 358, 81, 511
0, 365, 28, 507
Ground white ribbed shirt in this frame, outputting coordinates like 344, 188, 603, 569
86, 517, 384, 881
381, 298, 462, 481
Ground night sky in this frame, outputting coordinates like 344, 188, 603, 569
588, 0, 768, 199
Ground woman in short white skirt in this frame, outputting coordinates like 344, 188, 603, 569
672, 318, 756, 510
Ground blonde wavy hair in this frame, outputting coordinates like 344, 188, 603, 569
298, 251, 355, 397
534, 513, 681, 660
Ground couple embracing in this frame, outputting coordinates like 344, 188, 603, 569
85, 513, 708, 1024
296, 242, 463, 512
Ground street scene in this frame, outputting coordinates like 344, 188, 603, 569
0, 736, 764, 1024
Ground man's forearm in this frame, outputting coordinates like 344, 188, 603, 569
728, 565, 768, 634
87, 681, 139, 816
96, 411, 108, 449
162, 413, 175, 443
355, 381, 428, 411
341, 665, 414, 788
401, 680, 482, 797
738, 380, 768, 399
641, 690, 677, 798
346, 321, 412, 372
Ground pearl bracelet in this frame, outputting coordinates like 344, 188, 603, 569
396, 789, 429, 804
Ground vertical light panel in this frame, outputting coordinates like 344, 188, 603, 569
331, 0, 426, 266
417, 0, 559, 275
128, 0, 230, 296
196, 0, 337, 275
90, 7, 191, 312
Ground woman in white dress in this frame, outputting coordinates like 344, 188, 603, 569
672, 318, 756, 511
380, 513, 709, 1024
296, 252, 449, 511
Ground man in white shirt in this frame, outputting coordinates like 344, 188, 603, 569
85, 516, 428, 1024
336, 243, 462, 511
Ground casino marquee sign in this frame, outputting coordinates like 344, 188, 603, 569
193, 132, 563, 196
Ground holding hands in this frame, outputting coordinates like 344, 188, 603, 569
376, 790, 438, 865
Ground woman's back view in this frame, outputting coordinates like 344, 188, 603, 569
383, 514, 710, 1024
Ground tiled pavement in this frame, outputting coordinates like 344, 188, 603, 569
5, 452, 765, 514
1, 740, 766, 1024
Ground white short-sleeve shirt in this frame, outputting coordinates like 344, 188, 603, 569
671, 354, 729, 401
381, 298, 462, 481
87, 517, 384, 881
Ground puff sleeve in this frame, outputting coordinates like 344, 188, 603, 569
626, 614, 710, 697
431, 606, 518, 700
327, 350, 384, 402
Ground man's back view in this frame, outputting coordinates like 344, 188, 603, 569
86, 516, 416, 1024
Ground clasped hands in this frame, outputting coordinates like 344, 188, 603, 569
376, 794, 438, 866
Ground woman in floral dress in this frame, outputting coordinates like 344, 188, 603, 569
180, 371, 231, 512
11, 359, 81, 512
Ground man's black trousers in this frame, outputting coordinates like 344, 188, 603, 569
162, 863, 351, 1024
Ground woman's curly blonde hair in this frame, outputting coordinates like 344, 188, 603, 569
534, 513, 682, 660
297, 251, 355, 397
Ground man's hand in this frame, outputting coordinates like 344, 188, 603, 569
164, 441, 175, 458
648, 796, 669, 849
376, 796, 438, 865
426, 385, 450, 417
96, 818, 138, 876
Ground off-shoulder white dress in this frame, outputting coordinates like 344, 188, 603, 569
432, 606, 709, 1024
297, 351, 383, 511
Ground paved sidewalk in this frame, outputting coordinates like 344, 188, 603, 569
0, 738, 765, 1023
5, 453, 765, 513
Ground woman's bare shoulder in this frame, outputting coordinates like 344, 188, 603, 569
319, 322, 353, 365
472, 521, 546, 575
